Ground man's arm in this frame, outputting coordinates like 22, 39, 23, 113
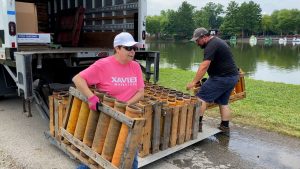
186, 60, 211, 90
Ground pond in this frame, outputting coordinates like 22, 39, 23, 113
146, 41, 300, 85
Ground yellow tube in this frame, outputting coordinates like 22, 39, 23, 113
101, 100, 127, 161
89, 95, 115, 164
72, 102, 90, 150
64, 97, 82, 144
111, 105, 143, 167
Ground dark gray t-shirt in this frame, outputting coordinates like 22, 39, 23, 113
203, 37, 238, 77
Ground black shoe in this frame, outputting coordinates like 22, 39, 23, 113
218, 125, 230, 136
199, 122, 202, 132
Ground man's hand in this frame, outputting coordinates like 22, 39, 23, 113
88, 95, 100, 111
186, 82, 196, 91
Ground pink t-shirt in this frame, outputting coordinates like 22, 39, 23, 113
79, 56, 144, 102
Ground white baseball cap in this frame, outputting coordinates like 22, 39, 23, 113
113, 32, 141, 47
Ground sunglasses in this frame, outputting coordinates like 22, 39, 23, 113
122, 46, 138, 51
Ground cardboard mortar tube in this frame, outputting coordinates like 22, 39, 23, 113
80, 109, 100, 158
167, 96, 176, 107
101, 100, 127, 162
111, 104, 143, 167
88, 95, 115, 165
235, 70, 245, 93
64, 97, 82, 144
71, 101, 90, 151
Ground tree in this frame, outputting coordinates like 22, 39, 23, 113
270, 9, 300, 35
290, 9, 300, 34
237, 1, 262, 37
277, 9, 298, 35
270, 10, 280, 34
159, 10, 171, 36
161, 1, 195, 39
173, 1, 195, 39
162, 9, 177, 36
261, 15, 273, 35
146, 15, 162, 38
219, 1, 240, 38
194, 2, 224, 29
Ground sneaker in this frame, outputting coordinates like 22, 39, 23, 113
199, 122, 203, 132
218, 125, 230, 135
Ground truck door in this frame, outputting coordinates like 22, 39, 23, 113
0, 0, 18, 97
0, 0, 17, 60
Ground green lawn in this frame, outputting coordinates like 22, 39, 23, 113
155, 68, 300, 138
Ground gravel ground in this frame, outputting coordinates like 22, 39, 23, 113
0, 149, 23, 169
0, 95, 79, 169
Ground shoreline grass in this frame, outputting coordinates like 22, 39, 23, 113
156, 68, 300, 138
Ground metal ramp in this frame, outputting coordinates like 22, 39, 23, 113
138, 125, 220, 168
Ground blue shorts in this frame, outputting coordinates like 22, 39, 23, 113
196, 75, 239, 105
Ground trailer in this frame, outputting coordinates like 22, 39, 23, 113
0, 0, 245, 168
0, 0, 159, 118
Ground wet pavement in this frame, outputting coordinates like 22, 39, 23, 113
142, 118, 300, 169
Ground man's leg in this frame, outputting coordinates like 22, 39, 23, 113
213, 75, 238, 133
218, 105, 231, 133
198, 98, 207, 132
219, 104, 230, 121
199, 98, 207, 116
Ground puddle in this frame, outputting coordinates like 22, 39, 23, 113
167, 147, 231, 169
209, 131, 300, 169
167, 128, 300, 169
142, 123, 300, 169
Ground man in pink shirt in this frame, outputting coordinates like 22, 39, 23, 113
72, 32, 144, 169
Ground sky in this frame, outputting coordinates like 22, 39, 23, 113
147, 0, 300, 16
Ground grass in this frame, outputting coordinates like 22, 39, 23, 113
155, 68, 300, 138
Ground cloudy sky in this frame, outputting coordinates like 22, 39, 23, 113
147, 0, 300, 16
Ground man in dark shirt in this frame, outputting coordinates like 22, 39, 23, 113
186, 27, 239, 134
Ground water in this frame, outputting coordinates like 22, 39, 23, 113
143, 126, 300, 169
146, 41, 300, 85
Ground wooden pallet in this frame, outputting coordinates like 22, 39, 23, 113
48, 87, 145, 169
207, 91, 246, 109
136, 102, 154, 157
47, 81, 246, 168
194, 72, 246, 109
136, 98, 201, 158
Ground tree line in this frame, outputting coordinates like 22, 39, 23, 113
146, 1, 300, 40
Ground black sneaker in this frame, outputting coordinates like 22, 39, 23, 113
199, 122, 203, 132
218, 125, 230, 135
